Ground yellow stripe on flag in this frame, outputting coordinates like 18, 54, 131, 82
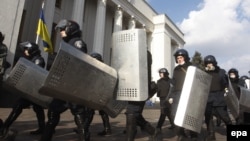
36, 9, 53, 53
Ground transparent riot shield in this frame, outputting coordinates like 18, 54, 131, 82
174, 66, 212, 133
39, 41, 125, 117
4, 58, 52, 108
239, 87, 250, 112
111, 29, 148, 101
224, 78, 239, 119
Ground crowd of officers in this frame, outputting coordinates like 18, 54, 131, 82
0, 19, 250, 141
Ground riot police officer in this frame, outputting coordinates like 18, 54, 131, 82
239, 75, 250, 124
73, 53, 112, 140
89, 53, 112, 136
74, 53, 112, 140
0, 42, 46, 139
168, 49, 198, 141
154, 68, 174, 140
227, 68, 243, 125
156, 68, 174, 132
40, 19, 88, 141
0, 32, 10, 85
204, 55, 232, 141
125, 51, 157, 141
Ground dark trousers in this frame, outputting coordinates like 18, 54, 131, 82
156, 97, 174, 128
205, 103, 232, 137
40, 99, 87, 141
1, 98, 45, 131
125, 101, 155, 141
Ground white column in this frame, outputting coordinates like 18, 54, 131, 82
72, 0, 85, 29
93, 0, 107, 55
113, 5, 123, 32
128, 16, 136, 29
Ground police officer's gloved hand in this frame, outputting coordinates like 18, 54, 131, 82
168, 98, 173, 104
224, 88, 229, 97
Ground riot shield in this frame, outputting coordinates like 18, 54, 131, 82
224, 78, 239, 119
3, 58, 52, 108
174, 66, 212, 133
245, 79, 250, 89
239, 87, 250, 112
39, 41, 125, 117
111, 29, 148, 101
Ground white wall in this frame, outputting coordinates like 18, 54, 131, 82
0, 0, 25, 73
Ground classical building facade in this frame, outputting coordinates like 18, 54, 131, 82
0, 0, 185, 103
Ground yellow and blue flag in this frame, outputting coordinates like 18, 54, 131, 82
36, 9, 53, 53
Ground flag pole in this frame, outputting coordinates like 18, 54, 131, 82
36, 0, 45, 44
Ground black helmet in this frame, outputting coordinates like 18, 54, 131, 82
228, 68, 239, 78
55, 19, 81, 37
204, 55, 217, 66
90, 52, 103, 62
158, 68, 169, 76
173, 49, 190, 63
0, 32, 4, 43
19, 41, 40, 57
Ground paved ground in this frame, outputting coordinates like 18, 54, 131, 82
0, 103, 227, 141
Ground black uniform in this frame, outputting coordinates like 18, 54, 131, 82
72, 53, 112, 139
168, 49, 198, 140
81, 53, 112, 137
205, 66, 232, 140
0, 33, 10, 84
125, 51, 157, 141
40, 19, 89, 141
168, 61, 196, 139
228, 70, 243, 125
0, 42, 46, 139
156, 73, 174, 130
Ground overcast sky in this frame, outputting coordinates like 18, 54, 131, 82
147, 0, 250, 76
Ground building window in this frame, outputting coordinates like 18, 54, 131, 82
55, 0, 62, 9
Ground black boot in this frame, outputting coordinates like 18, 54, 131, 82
98, 111, 111, 136
206, 119, 216, 141
40, 111, 58, 141
206, 132, 216, 141
176, 127, 187, 141
152, 128, 163, 141
74, 108, 94, 141
126, 114, 137, 141
30, 105, 45, 135
0, 129, 17, 141
143, 122, 155, 136
40, 124, 54, 141
30, 115, 45, 135
156, 114, 166, 130
167, 114, 175, 129
190, 130, 198, 141
0, 105, 22, 139
74, 114, 87, 141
